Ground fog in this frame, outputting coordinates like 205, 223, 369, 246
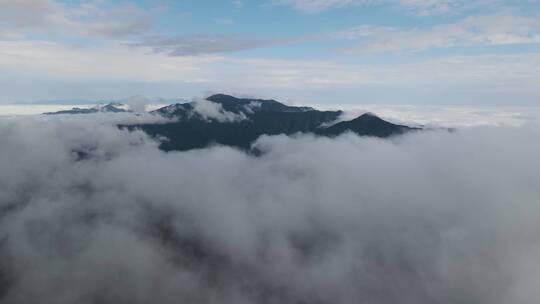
0, 114, 539, 303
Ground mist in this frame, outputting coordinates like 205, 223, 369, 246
0, 114, 539, 304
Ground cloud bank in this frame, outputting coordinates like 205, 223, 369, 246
0, 114, 539, 303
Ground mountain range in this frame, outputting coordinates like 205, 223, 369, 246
130, 94, 419, 152
44, 94, 419, 152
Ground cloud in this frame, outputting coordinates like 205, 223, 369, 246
0, 0, 153, 40
272, 0, 536, 15
0, 114, 540, 303
0, 0, 67, 29
2, 38, 540, 104
0, 40, 219, 83
232, 0, 244, 8
398, 0, 466, 15
121, 95, 152, 114
133, 35, 270, 56
270, 0, 380, 13
336, 15, 540, 53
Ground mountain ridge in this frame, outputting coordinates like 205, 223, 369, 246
44, 94, 420, 152
128, 94, 419, 152
44, 103, 130, 115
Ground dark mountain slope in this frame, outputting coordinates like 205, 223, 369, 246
138, 108, 342, 151
126, 94, 419, 152
319, 113, 419, 137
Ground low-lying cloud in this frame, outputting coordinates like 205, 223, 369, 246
192, 98, 247, 122
0, 115, 539, 303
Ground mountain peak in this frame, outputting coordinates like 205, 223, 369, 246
151, 94, 317, 120
131, 96, 419, 152
206, 94, 238, 101
353, 112, 385, 122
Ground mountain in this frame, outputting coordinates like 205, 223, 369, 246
153, 94, 314, 121
206, 94, 314, 113
318, 112, 417, 137
44, 103, 130, 115
125, 94, 419, 152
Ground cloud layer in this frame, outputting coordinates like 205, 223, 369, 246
1, 1, 539, 104
337, 15, 540, 53
0, 114, 539, 303
2, 38, 540, 105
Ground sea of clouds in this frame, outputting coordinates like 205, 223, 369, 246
0, 111, 540, 303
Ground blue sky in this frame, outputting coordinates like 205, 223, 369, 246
1, 0, 540, 105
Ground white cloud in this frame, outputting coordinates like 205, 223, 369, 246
0, 0, 153, 39
0, 40, 219, 83
122, 95, 152, 113
272, 0, 540, 15
1, 39, 540, 104
1, 114, 540, 302
232, 0, 244, 8
270, 0, 506, 14
134, 35, 270, 56
213, 18, 235, 25
338, 15, 540, 53
192, 98, 247, 122
0, 0, 68, 29
314, 104, 540, 128
219, 54, 540, 90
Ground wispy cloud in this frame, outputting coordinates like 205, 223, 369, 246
0, 0, 153, 39
399, 0, 464, 16
1, 114, 540, 303
335, 15, 540, 53
132, 35, 271, 56
1, 0, 539, 105
270, 0, 380, 13
2, 39, 540, 104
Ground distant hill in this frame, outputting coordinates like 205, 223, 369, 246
126, 94, 419, 152
44, 103, 130, 115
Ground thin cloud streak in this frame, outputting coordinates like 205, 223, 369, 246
132, 35, 272, 56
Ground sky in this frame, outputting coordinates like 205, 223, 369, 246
1, 0, 540, 105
